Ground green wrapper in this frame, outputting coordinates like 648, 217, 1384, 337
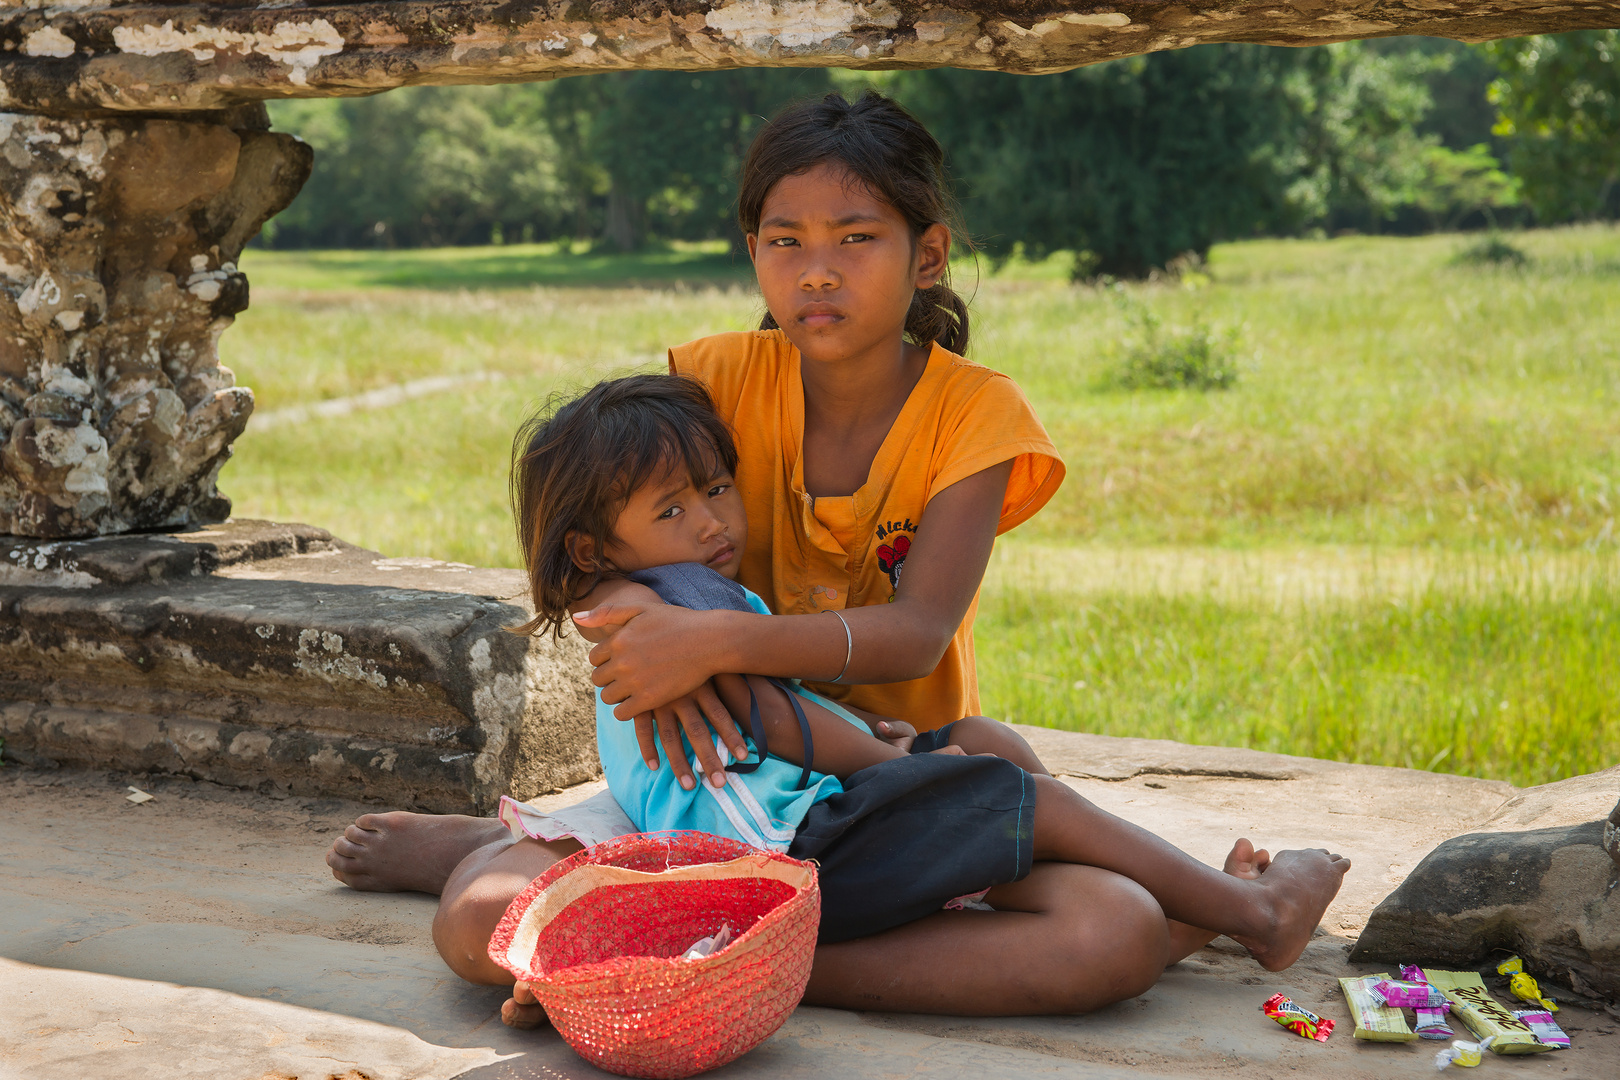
1421, 969, 1552, 1054
1338, 974, 1418, 1042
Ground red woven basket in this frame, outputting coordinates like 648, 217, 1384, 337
488, 832, 820, 1079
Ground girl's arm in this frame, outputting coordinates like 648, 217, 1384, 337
568, 578, 749, 793
709, 674, 959, 779
577, 460, 1013, 721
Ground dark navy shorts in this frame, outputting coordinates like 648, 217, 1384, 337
786, 723, 1036, 944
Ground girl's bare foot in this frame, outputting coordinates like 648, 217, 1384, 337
1223, 837, 1270, 881
326, 811, 511, 894
1230, 847, 1351, 972
1166, 838, 1273, 963
501, 981, 549, 1030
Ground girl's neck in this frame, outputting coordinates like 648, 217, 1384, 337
797, 336, 932, 499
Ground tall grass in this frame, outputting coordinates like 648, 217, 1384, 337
978, 549, 1620, 786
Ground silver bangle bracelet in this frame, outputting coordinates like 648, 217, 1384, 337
826, 609, 853, 683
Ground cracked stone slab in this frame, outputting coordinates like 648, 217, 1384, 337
2, 2, 1619, 115
0, 519, 597, 812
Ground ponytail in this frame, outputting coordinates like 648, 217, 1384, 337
741, 91, 973, 356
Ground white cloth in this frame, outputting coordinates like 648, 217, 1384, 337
498, 788, 637, 848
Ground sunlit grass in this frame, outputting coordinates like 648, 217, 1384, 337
977, 546, 1620, 787
220, 226, 1620, 784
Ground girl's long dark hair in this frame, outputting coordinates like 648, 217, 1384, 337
738, 90, 971, 356
508, 374, 739, 638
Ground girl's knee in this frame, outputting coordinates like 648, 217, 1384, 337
432, 880, 519, 985
1048, 872, 1168, 1010
432, 836, 577, 985
951, 716, 1049, 774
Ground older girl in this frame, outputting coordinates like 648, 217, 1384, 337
328, 92, 1347, 1020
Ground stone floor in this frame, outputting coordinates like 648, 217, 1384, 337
2, 729, 1616, 1080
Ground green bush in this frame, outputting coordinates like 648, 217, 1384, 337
1105, 288, 1241, 391
1452, 233, 1531, 267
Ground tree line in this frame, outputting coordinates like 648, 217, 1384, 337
262, 31, 1620, 277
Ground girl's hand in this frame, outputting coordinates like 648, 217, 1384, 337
639, 682, 748, 793
574, 603, 726, 716
873, 719, 917, 754
573, 603, 749, 789
569, 579, 662, 645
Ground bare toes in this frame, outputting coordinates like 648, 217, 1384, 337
501, 999, 549, 1030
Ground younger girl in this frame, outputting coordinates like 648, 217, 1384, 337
507, 371, 1349, 958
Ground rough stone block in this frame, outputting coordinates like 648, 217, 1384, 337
0, 109, 311, 538
1352, 765, 1620, 1001
0, 519, 598, 812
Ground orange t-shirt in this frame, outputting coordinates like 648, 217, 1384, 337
670, 329, 1065, 730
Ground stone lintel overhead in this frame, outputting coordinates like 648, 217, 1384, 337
1, 1, 1618, 115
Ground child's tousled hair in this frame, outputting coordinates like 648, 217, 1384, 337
738, 90, 971, 356
509, 374, 739, 638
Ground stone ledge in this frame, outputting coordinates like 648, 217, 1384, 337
0, 519, 597, 812
4, 2, 1620, 114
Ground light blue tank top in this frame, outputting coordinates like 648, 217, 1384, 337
595, 586, 867, 851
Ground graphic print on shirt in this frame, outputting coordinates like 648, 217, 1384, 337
874, 517, 917, 595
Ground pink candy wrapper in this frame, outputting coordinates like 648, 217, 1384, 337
1371, 979, 1452, 1010
1415, 1007, 1454, 1040
1513, 1009, 1569, 1050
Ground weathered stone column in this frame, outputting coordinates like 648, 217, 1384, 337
0, 106, 309, 537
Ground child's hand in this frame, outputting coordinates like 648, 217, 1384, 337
576, 602, 722, 715
638, 683, 749, 793
874, 719, 917, 753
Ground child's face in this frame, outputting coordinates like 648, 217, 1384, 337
599, 461, 747, 579
747, 162, 949, 364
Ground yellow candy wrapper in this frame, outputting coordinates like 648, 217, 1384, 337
1494, 955, 1558, 1011
1435, 1039, 1487, 1069
1422, 969, 1552, 1055
1339, 974, 1418, 1042
1508, 971, 1557, 1012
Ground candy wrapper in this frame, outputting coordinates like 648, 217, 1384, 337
1422, 969, 1552, 1055
1509, 971, 1557, 1011
1262, 993, 1334, 1042
1494, 955, 1558, 1010
1414, 1007, 1454, 1040
1339, 975, 1418, 1042
1370, 979, 1451, 1009
1434, 1039, 1489, 1070
1399, 966, 1452, 1038
1513, 1009, 1570, 1050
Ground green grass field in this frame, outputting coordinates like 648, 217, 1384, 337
224, 228, 1620, 786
